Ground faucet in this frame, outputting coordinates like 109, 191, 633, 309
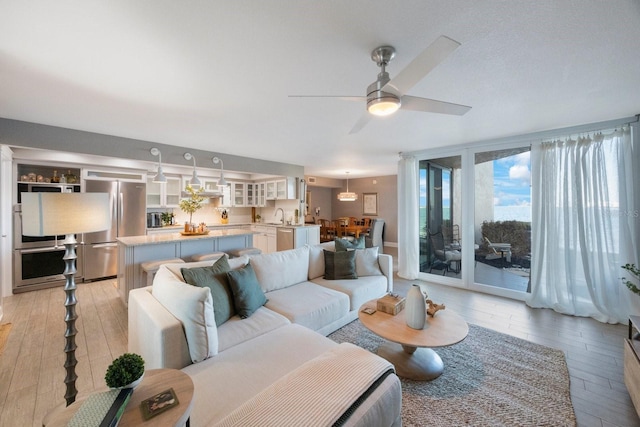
274, 208, 285, 224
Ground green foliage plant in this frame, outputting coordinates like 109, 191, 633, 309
179, 185, 205, 225
622, 263, 640, 296
105, 353, 145, 388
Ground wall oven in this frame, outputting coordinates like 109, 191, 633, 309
13, 204, 84, 292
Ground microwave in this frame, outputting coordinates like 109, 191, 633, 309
16, 182, 80, 203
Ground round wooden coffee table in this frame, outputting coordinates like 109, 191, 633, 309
358, 299, 468, 380
44, 369, 194, 427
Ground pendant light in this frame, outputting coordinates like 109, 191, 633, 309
150, 147, 167, 183
212, 156, 227, 187
337, 172, 358, 201
183, 152, 201, 189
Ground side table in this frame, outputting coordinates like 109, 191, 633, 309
624, 315, 640, 418
44, 369, 194, 427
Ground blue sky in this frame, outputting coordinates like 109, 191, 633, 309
419, 152, 531, 208
493, 152, 531, 207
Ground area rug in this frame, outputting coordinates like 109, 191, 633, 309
328, 320, 576, 427
0, 323, 12, 356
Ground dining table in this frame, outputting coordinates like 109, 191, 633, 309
327, 223, 370, 238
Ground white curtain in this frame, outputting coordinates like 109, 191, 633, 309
527, 127, 638, 323
398, 155, 419, 279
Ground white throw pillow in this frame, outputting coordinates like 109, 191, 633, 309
250, 246, 310, 292
355, 247, 383, 277
152, 266, 218, 363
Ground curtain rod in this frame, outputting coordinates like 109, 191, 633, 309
406, 114, 639, 158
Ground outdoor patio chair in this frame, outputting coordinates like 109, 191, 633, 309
428, 230, 461, 275
483, 236, 512, 263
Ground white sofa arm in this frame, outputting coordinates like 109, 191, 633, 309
377, 254, 393, 293
128, 287, 191, 370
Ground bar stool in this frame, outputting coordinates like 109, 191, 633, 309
226, 248, 262, 258
141, 258, 184, 287
190, 252, 228, 262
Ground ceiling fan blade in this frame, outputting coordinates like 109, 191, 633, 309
401, 95, 471, 116
383, 35, 461, 96
288, 95, 365, 102
349, 113, 372, 134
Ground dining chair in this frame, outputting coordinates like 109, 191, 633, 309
331, 219, 343, 238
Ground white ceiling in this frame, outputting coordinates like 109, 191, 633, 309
1, 1, 639, 178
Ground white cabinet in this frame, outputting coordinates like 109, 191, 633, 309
265, 181, 276, 200
147, 176, 181, 208
231, 182, 246, 207
294, 226, 320, 247
256, 182, 266, 207
265, 177, 296, 200
252, 225, 278, 254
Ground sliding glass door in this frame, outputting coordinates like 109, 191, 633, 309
417, 145, 532, 298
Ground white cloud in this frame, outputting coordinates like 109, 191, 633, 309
509, 164, 530, 183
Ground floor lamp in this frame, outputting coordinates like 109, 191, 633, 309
21, 192, 111, 406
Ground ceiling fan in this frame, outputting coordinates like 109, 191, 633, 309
290, 35, 472, 134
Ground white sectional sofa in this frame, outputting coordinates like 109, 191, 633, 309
128, 242, 402, 427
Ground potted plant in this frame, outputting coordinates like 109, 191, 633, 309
105, 353, 145, 389
622, 263, 640, 296
179, 185, 205, 226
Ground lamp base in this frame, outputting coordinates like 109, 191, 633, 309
61, 234, 79, 406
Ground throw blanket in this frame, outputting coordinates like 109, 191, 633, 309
214, 343, 394, 427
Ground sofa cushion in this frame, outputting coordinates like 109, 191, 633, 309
250, 246, 310, 292
265, 282, 350, 331
355, 247, 383, 277
324, 249, 357, 280
308, 242, 335, 280
312, 275, 389, 311
335, 236, 365, 251
217, 307, 290, 352
164, 255, 249, 280
152, 266, 218, 363
181, 256, 236, 326
227, 262, 268, 318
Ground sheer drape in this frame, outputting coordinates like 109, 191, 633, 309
527, 127, 638, 323
398, 155, 419, 279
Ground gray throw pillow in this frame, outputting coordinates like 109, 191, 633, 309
181, 256, 235, 326
226, 262, 268, 318
335, 236, 365, 251
323, 249, 357, 280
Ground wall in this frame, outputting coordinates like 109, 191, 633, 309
306, 186, 333, 223
331, 175, 398, 245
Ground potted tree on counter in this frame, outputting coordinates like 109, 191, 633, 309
180, 185, 205, 230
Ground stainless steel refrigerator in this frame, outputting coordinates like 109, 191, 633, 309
83, 180, 146, 281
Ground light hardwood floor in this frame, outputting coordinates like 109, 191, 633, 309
0, 252, 639, 427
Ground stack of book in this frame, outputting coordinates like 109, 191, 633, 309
68, 388, 133, 427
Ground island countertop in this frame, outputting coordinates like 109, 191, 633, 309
117, 228, 255, 247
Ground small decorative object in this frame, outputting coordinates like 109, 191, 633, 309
140, 388, 179, 420
64, 170, 78, 183
377, 293, 406, 315
179, 185, 205, 226
426, 299, 446, 317
221, 209, 229, 224
105, 353, 145, 389
37, 174, 44, 182
621, 263, 640, 296
405, 284, 426, 329
51, 170, 60, 183
161, 211, 174, 226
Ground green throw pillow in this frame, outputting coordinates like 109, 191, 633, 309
335, 236, 365, 251
323, 249, 357, 280
181, 256, 236, 326
226, 262, 268, 319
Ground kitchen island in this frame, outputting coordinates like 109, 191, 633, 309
117, 228, 255, 304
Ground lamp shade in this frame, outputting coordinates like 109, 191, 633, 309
21, 193, 111, 236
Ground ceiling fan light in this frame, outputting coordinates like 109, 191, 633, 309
367, 95, 401, 116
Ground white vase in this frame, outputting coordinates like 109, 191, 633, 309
405, 284, 426, 330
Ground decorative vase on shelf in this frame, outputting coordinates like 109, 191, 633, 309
405, 284, 426, 330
